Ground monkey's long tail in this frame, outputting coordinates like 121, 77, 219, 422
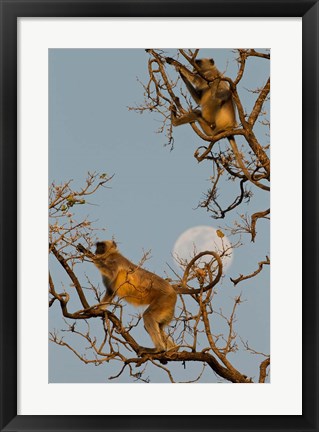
228, 136, 270, 192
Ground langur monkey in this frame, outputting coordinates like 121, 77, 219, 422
166, 57, 237, 137
93, 240, 177, 354
165, 57, 262, 184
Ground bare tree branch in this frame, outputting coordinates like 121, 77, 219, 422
230, 256, 270, 286
259, 357, 270, 383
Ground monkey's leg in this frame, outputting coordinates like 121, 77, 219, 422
142, 311, 166, 353
141, 294, 176, 354
171, 106, 201, 127
171, 105, 216, 136
159, 324, 177, 350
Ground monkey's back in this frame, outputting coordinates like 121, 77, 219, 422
112, 253, 176, 306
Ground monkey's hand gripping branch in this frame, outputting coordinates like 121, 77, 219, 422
77, 243, 96, 260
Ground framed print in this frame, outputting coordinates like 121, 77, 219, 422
0, 0, 318, 431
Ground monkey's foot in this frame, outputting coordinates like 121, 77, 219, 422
137, 346, 164, 356
165, 344, 180, 353
137, 345, 180, 356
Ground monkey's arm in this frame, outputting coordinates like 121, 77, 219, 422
94, 258, 119, 282
77, 243, 95, 259
215, 88, 232, 103
77, 243, 118, 298
75, 244, 114, 313
166, 57, 203, 104
179, 74, 202, 105
101, 275, 114, 303
77, 243, 117, 276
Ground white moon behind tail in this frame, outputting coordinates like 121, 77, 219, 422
172, 226, 233, 271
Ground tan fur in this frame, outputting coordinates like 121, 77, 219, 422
93, 240, 177, 353
166, 57, 237, 136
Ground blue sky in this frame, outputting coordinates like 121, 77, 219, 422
49, 48, 270, 383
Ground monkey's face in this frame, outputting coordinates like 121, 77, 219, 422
194, 58, 217, 80
95, 240, 117, 256
195, 58, 215, 68
95, 242, 107, 255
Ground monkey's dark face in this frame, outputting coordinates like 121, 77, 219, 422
95, 240, 117, 256
194, 58, 217, 82
95, 242, 107, 255
195, 58, 215, 69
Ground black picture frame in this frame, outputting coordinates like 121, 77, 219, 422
0, 1, 318, 431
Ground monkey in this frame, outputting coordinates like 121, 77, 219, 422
165, 57, 268, 187
92, 240, 177, 354
166, 57, 237, 137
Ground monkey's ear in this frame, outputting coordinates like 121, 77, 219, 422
210, 58, 215, 65
112, 240, 117, 248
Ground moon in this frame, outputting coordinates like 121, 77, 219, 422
172, 225, 233, 271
